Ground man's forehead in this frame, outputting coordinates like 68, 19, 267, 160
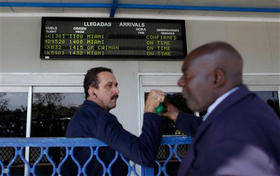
98, 71, 117, 83
181, 57, 193, 73
181, 62, 187, 73
182, 47, 215, 70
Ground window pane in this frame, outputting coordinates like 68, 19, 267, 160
0, 92, 27, 137
31, 93, 84, 137
254, 91, 280, 117
30, 93, 84, 173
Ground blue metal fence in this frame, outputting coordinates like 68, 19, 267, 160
0, 136, 192, 176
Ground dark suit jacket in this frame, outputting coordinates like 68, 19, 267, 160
62, 100, 163, 176
176, 85, 280, 176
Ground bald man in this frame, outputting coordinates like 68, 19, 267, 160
149, 41, 280, 175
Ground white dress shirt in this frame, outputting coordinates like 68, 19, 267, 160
202, 87, 239, 121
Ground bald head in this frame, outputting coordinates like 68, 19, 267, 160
187, 41, 243, 89
178, 41, 243, 112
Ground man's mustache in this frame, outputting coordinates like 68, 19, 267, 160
111, 95, 119, 100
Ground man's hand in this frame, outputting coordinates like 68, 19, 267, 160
161, 102, 179, 122
145, 89, 165, 113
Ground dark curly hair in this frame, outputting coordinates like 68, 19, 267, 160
83, 67, 112, 99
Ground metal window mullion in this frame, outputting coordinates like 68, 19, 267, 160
278, 88, 280, 111
137, 74, 143, 136
141, 166, 154, 176
25, 86, 33, 176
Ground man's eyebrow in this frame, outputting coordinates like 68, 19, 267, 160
106, 81, 118, 85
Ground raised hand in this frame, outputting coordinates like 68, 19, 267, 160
144, 89, 165, 113
161, 102, 179, 122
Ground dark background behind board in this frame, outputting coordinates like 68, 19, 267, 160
41, 17, 187, 59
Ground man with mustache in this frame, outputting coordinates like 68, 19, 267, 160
149, 41, 280, 175
63, 67, 164, 175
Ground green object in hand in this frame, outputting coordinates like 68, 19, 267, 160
155, 104, 164, 114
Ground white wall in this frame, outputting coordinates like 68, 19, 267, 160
0, 16, 279, 135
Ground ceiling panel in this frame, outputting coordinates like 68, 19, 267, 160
63, 7, 110, 15
116, 8, 280, 19
0, 7, 12, 12
166, 0, 280, 8
10, 7, 64, 13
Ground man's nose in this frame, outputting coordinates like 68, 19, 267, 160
114, 86, 119, 95
177, 76, 184, 87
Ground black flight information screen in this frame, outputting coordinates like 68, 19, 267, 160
40, 17, 187, 59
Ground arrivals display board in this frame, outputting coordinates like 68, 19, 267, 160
40, 17, 187, 59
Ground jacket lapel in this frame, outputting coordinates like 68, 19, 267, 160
194, 85, 250, 142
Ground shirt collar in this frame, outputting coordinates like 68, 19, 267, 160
202, 86, 239, 121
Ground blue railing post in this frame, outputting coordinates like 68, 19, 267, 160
141, 166, 154, 176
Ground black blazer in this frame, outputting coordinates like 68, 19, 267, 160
176, 85, 280, 176
63, 100, 163, 175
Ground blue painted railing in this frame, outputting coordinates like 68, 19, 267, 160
0, 136, 192, 176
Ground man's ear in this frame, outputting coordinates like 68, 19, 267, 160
213, 68, 225, 88
88, 86, 96, 97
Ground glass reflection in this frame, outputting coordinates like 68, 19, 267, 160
0, 92, 27, 175
31, 93, 84, 137
30, 93, 84, 170
0, 92, 27, 137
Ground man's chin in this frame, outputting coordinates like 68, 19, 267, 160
186, 103, 197, 112
108, 103, 117, 110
